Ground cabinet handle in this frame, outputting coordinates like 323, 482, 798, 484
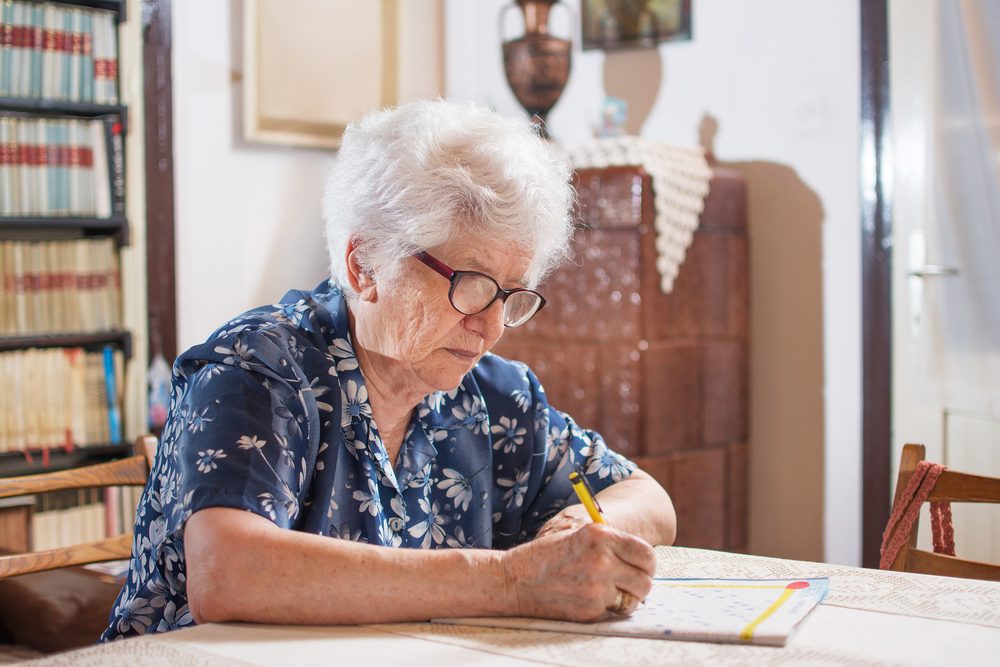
909, 265, 959, 278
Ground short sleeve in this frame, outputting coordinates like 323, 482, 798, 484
485, 359, 636, 543
158, 362, 312, 544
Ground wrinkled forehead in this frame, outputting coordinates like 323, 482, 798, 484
430, 237, 535, 288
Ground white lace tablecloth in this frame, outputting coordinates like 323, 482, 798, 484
22, 547, 1000, 666
560, 137, 713, 294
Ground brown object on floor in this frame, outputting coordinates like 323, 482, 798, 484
0, 566, 124, 653
883, 443, 1000, 582
494, 166, 749, 551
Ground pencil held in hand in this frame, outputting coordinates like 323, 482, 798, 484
569, 469, 639, 615
569, 470, 606, 524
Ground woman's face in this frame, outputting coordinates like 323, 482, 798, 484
364, 235, 533, 394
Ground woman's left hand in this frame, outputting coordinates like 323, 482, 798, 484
535, 505, 592, 540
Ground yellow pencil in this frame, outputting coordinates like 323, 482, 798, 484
569, 469, 637, 614
569, 470, 606, 524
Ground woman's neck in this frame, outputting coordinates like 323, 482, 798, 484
347, 307, 425, 464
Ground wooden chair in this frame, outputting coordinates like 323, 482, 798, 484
884, 443, 1000, 582
0, 435, 155, 580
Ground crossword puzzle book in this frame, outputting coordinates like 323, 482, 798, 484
433, 577, 830, 647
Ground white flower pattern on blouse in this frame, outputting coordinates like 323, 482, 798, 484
100, 281, 636, 641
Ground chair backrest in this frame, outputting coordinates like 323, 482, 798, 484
885, 443, 1000, 582
0, 435, 155, 580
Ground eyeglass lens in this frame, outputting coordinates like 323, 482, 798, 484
452, 273, 541, 327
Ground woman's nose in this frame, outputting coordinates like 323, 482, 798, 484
465, 299, 506, 341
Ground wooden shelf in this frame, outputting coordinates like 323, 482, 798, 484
0, 98, 127, 127
54, 0, 127, 19
0, 330, 132, 357
0, 443, 131, 478
0, 1, 126, 25
0, 216, 129, 243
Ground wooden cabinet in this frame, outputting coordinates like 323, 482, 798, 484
494, 165, 748, 551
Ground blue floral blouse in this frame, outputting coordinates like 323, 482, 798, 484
101, 281, 635, 640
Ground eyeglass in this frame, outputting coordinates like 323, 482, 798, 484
414, 251, 546, 328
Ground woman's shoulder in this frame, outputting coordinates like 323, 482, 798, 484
176, 280, 348, 379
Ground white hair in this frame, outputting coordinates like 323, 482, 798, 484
322, 100, 575, 294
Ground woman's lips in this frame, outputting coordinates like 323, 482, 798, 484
446, 348, 479, 359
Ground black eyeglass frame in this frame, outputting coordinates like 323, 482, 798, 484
414, 251, 546, 327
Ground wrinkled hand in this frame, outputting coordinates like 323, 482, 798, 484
502, 523, 656, 622
534, 505, 592, 540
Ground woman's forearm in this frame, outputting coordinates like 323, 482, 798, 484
539, 468, 676, 546
185, 505, 657, 626
595, 469, 677, 546
185, 507, 511, 625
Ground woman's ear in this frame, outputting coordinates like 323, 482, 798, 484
345, 239, 377, 302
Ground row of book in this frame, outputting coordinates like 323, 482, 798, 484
0, 345, 123, 452
0, 113, 123, 217
30, 485, 142, 552
0, 0, 119, 103
0, 237, 121, 335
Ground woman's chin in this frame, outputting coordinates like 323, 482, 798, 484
424, 354, 478, 391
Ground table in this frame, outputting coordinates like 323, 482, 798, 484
21, 547, 1000, 666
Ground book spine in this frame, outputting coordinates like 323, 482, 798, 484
103, 345, 121, 443
69, 8, 81, 102
103, 115, 124, 217
26, 115, 38, 213
8, 1, 20, 97
42, 3, 55, 99
11, 234, 25, 332
0, 241, 9, 336
9, 115, 20, 214
80, 10, 92, 103
33, 116, 44, 214
66, 347, 85, 445
60, 6, 70, 101
30, 2, 41, 98
0, 1, 12, 97
0, 116, 9, 216
58, 118, 69, 215
14, 117, 28, 214
93, 10, 108, 104
90, 116, 110, 217
29, 239, 42, 333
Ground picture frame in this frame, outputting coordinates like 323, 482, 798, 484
242, 0, 401, 149
580, 0, 692, 52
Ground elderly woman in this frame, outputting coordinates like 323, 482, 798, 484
101, 100, 676, 640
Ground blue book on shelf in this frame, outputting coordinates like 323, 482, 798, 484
103, 345, 122, 443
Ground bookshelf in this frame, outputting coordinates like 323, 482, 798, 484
0, 0, 138, 545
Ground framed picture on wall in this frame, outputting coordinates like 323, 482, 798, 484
581, 0, 692, 51
243, 0, 443, 149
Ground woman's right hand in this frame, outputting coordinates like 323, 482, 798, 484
500, 522, 656, 622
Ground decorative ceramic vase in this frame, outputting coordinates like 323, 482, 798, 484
500, 0, 571, 139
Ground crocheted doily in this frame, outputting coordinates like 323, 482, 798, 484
560, 137, 713, 293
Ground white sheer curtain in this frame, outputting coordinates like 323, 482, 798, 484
933, 0, 1000, 350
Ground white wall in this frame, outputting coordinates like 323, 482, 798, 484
172, 1, 338, 350
448, 0, 861, 564
173, 0, 443, 351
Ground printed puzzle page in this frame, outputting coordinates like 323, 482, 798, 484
434, 578, 830, 647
